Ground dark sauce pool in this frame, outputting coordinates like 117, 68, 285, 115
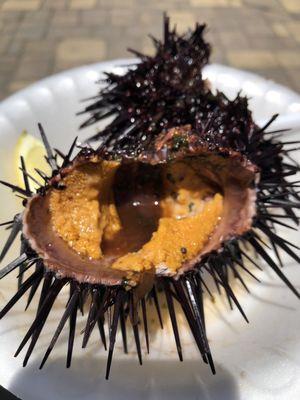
101, 163, 162, 257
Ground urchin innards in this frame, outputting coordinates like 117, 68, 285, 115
0, 15, 300, 379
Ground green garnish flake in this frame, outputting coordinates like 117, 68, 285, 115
181, 247, 187, 254
188, 202, 195, 212
172, 135, 188, 151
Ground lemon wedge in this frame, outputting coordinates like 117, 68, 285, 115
15, 130, 51, 190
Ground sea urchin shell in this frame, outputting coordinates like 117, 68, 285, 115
23, 125, 257, 287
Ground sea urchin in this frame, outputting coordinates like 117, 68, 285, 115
0, 15, 300, 380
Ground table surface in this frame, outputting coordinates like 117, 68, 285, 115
0, 0, 300, 101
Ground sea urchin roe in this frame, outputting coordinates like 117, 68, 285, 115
161, 160, 214, 219
112, 193, 223, 273
49, 157, 224, 274
49, 160, 121, 259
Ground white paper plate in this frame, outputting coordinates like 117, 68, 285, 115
0, 60, 300, 400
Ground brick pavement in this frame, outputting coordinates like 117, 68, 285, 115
0, 0, 300, 100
